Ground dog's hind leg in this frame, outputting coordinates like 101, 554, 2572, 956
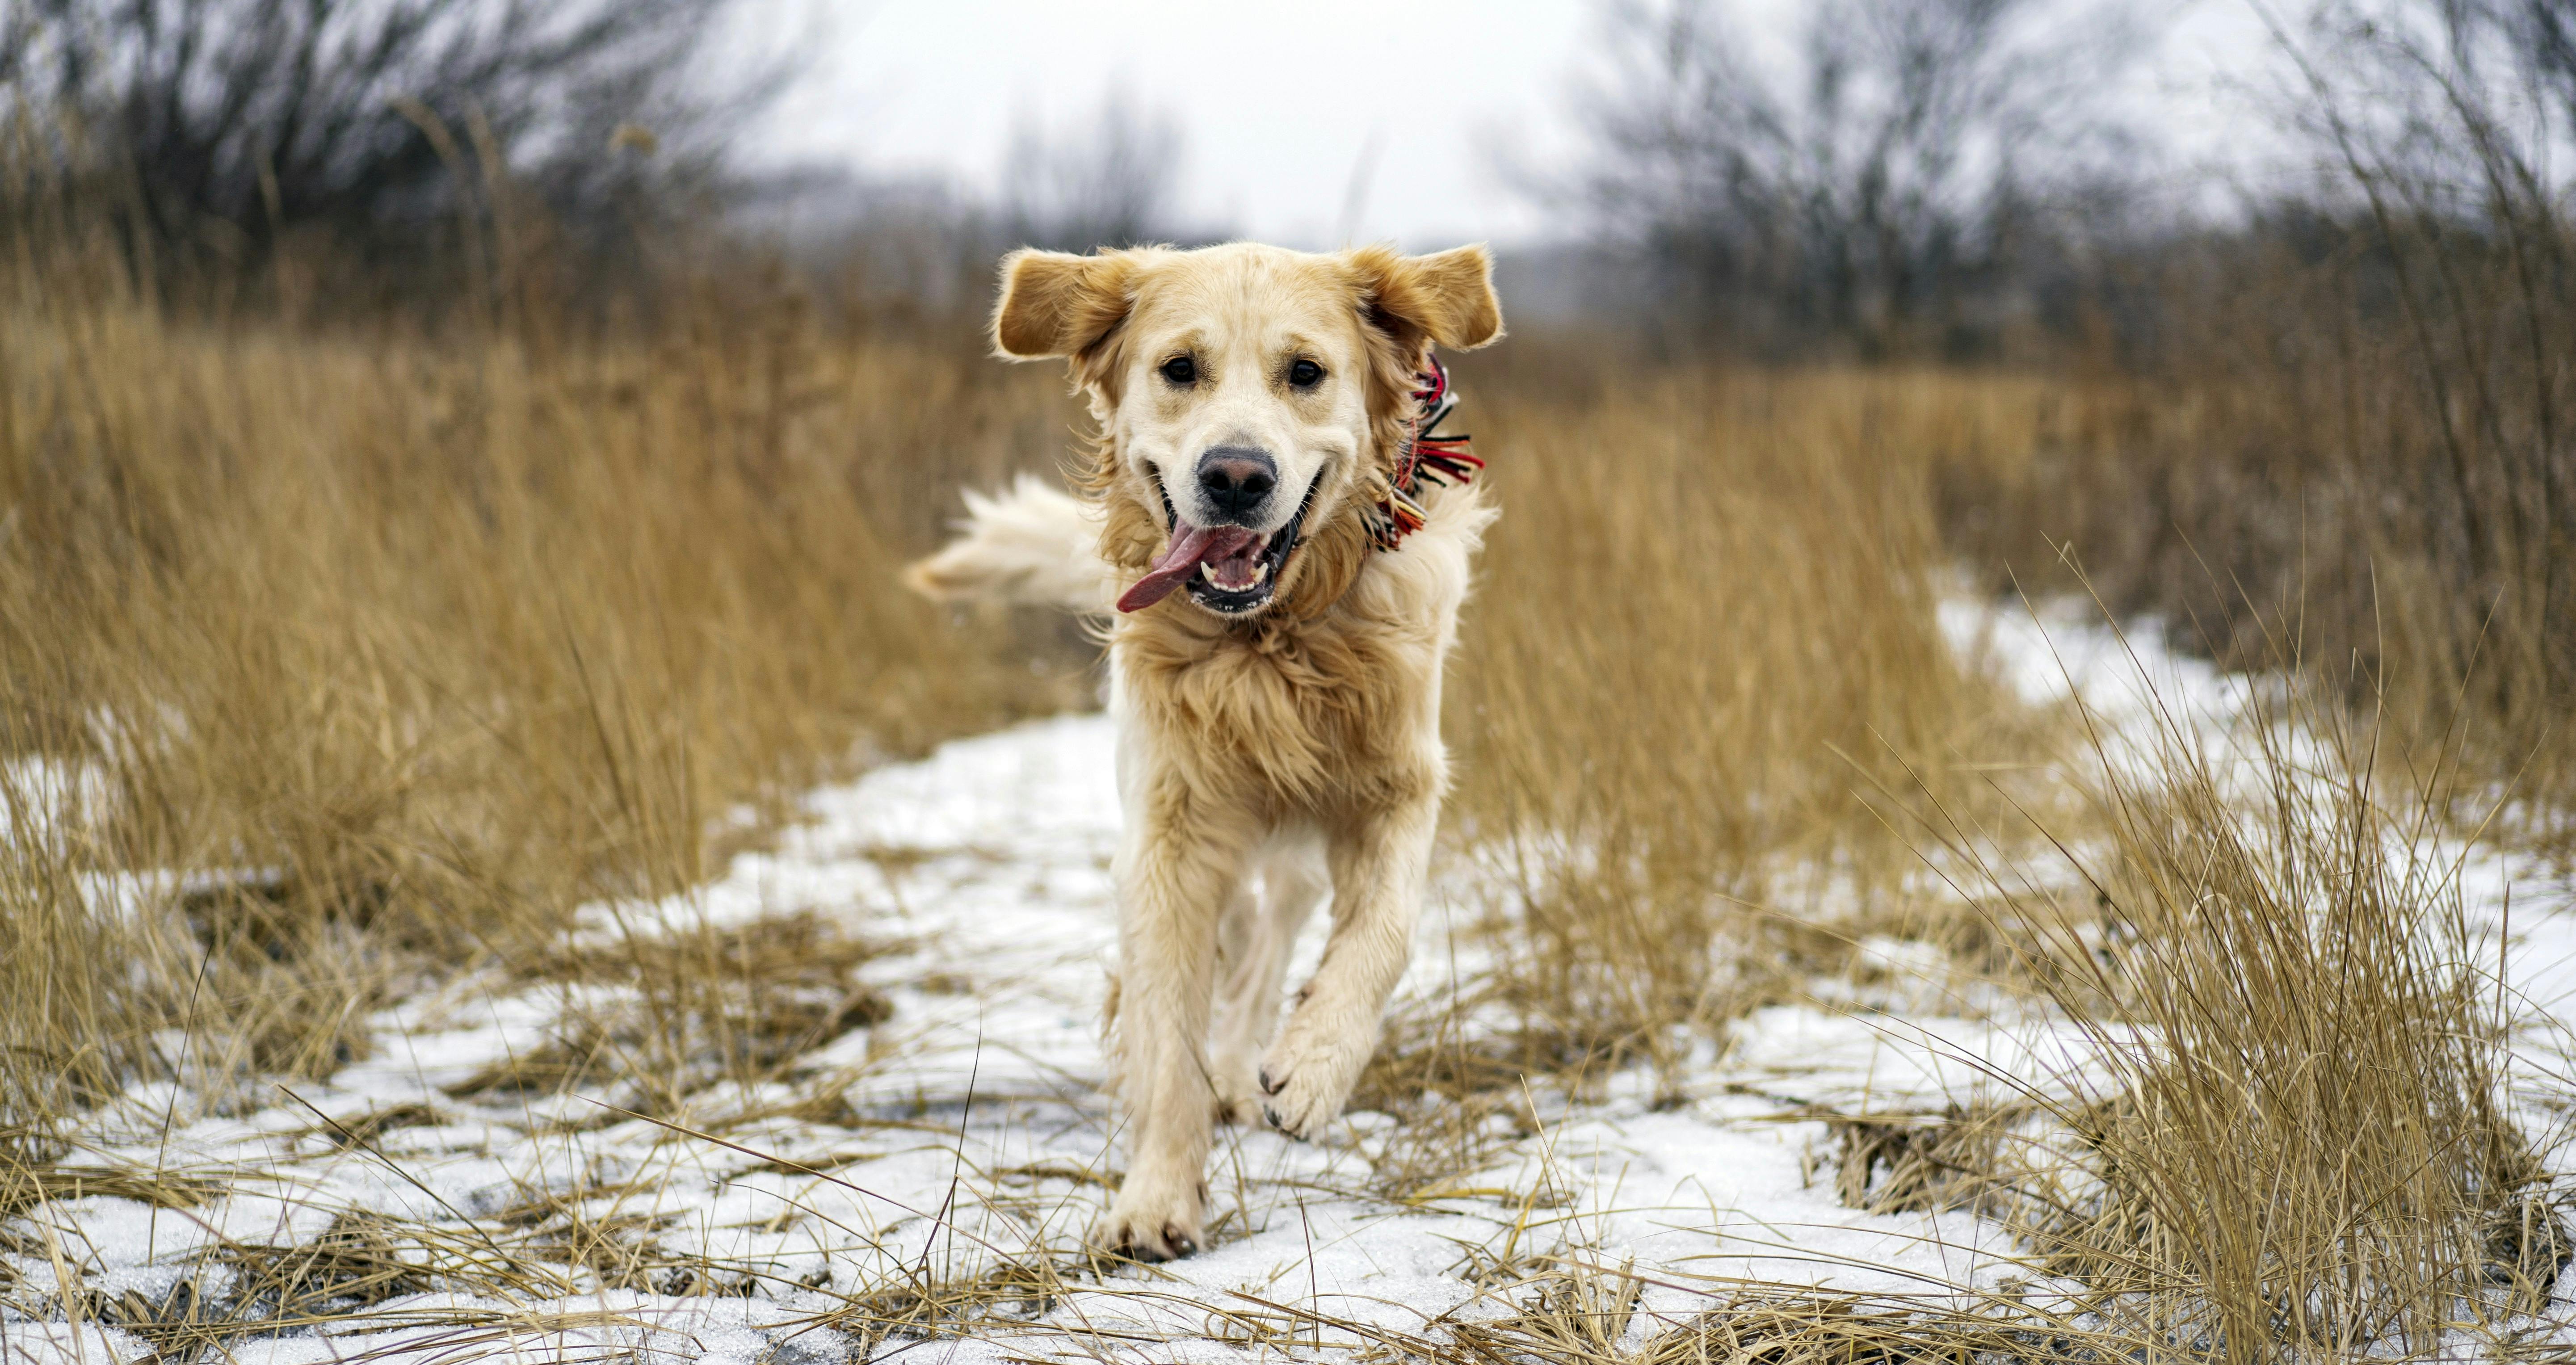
1257, 793, 1437, 1141
1210, 836, 1328, 1125
1094, 769, 1261, 1263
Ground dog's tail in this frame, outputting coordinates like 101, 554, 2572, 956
903, 475, 1115, 614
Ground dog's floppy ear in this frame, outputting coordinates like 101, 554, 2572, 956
1347, 244, 1504, 353
992, 249, 1140, 360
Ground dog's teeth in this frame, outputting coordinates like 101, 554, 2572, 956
1198, 557, 1273, 592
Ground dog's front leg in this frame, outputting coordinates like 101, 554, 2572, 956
1210, 839, 1328, 1123
1257, 793, 1437, 1140
1095, 777, 1254, 1261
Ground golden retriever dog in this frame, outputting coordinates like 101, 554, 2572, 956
906, 241, 1502, 1260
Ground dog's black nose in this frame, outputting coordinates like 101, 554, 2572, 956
1196, 447, 1276, 521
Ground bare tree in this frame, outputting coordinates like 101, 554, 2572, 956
1572, 0, 2141, 357
1000, 92, 1188, 253
0, 0, 755, 269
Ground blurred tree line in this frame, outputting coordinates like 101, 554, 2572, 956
0, 0, 1201, 320
4, 0, 2568, 365
1566, 0, 2147, 361
0, 0, 757, 307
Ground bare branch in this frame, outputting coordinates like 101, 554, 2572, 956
1566, 0, 2145, 357
0, 0, 769, 271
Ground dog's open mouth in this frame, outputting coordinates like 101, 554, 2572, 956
1117, 488, 1313, 616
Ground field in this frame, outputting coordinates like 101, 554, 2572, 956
3, 226, 2573, 1365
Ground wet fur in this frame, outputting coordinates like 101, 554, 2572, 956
908, 241, 1501, 1261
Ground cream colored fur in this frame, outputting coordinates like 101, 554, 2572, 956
902, 475, 1113, 613
908, 241, 1501, 1262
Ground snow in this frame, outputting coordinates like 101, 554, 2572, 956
7, 602, 2574, 1363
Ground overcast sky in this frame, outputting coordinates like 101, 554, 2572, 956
727, 0, 2293, 252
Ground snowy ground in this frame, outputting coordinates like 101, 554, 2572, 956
6, 605, 2574, 1364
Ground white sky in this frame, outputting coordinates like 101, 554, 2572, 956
727, 0, 2296, 251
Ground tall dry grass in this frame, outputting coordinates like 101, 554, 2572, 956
1431, 351, 2059, 1088
1937, 321, 2576, 846
1412, 347, 2567, 1357
1845, 615, 2562, 1363
0, 235, 1087, 1134
1930, 88, 2576, 847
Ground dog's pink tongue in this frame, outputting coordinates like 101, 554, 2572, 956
1118, 524, 1259, 612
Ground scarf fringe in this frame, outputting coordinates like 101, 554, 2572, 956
1364, 356, 1483, 552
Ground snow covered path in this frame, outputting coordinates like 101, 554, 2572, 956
3, 710, 2084, 1365
8, 609, 2576, 1364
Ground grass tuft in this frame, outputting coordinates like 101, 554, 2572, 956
1887, 602, 2565, 1361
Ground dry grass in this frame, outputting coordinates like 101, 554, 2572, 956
444, 912, 896, 1112
1400, 340, 2573, 1357
1873, 616, 2567, 1361
1934, 250, 2576, 845
0, 232, 1088, 1135
1443, 352, 2062, 1089
1622, 1280, 2162, 1365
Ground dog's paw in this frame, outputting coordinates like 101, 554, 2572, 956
1091, 1179, 1206, 1262
1212, 1048, 1265, 1125
1256, 1015, 1374, 1141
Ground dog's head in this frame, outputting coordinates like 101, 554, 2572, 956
992, 242, 1502, 620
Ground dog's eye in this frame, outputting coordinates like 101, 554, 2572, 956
1160, 355, 1197, 385
1288, 358, 1324, 388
